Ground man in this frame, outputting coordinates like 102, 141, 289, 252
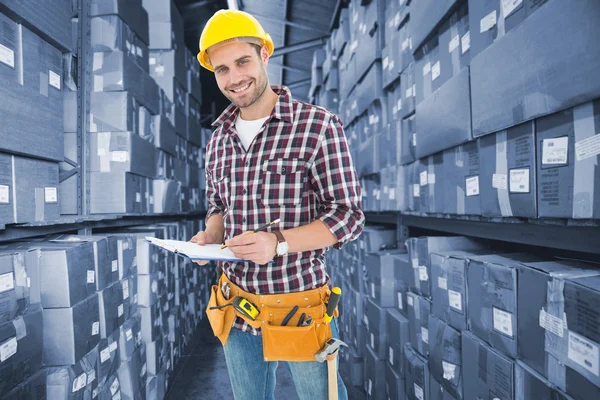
190, 9, 364, 400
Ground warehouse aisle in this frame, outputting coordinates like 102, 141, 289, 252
166, 319, 366, 399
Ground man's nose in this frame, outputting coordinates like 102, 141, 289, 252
229, 67, 244, 86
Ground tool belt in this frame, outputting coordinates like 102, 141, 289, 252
206, 272, 338, 362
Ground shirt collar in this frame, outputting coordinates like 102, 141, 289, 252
212, 85, 295, 128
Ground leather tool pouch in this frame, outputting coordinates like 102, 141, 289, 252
205, 273, 338, 362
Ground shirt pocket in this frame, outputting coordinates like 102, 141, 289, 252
213, 164, 231, 209
261, 158, 306, 206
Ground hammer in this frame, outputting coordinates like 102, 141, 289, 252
315, 338, 347, 400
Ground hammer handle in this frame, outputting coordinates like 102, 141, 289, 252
325, 287, 341, 323
327, 357, 338, 400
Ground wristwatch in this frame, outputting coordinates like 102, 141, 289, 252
272, 231, 289, 256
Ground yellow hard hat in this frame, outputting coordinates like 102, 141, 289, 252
197, 9, 275, 71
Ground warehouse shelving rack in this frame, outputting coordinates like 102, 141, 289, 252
0, 0, 206, 243
365, 211, 600, 255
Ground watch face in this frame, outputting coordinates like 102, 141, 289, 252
277, 242, 289, 255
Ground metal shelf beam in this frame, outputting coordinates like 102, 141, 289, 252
363, 212, 600, 255
0, 212, 206, 243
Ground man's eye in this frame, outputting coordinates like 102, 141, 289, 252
239, 60, 247, 65
217, 68, 227, 74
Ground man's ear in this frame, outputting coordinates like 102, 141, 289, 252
261, 45, 270, 66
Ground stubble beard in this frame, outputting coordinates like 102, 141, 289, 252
225, 67, 269, 110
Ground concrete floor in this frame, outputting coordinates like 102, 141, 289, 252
166, 320, 366, 400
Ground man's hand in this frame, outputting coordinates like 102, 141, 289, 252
225, 231, 278, 265
189, 231, 218, 266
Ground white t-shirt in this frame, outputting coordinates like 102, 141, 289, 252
235, 115, 269, 151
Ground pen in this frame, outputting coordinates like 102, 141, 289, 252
221, 218, 281, 249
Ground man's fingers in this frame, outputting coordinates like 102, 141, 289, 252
225, 232, 255, 247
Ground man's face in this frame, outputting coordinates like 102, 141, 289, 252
208, 41, 270, 109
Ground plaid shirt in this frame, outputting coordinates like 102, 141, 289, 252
205, 86, 365, 335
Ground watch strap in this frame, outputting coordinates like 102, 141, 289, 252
273, 230, 285, 244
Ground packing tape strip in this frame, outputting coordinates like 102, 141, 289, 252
496, 130, 513, 217
481, 264, 495, 343
428, 157, 435, 211
572, 102, 595, 218
34, 187, 45, 221
12, 315, 27, 340
98, 132, 111, 172
449, 16, 461, 76
545, 277, 568, 391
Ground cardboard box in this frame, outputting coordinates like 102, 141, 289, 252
415, 66, 472, 159
0, 306, 43, 396
382, 31, 400, 89
479, 121, 537, 217
396, 164, 408, 212
419, 153, 445, 213
12, 156, 60, 224
355, 62, 383, 115
516, 260, 599, 381
515, 360, 574, 400
386, 363, 406, 400
90, 0, 149, 45
0, 153, 13, 224
400, 115, 416, 165
3, 367, 47, 399
119, 314, 142, 362
99, 281, 125, 338
90, 131, 157, 179
43, 294, 100, 365
97, 374, 121, 400
438, 3, 470, 86
530, 272, 600, 397
462, 331, 514, 400
470, 0, 597, 137
410, 0, 459, 53
404, 343, 430, 400
386, 308, 410, 376
140, 302, 162, 344
91, 16, 148, 72
443, 141, 481, 215
46, 345, 99, 400
118, 343, 146, 400
407, 292, 430, 358
138, 272, 160, 307
536, 100, 600, 219
365, 250, 404, 308
0, 251, 31, 324
0, 0, 73, 51
406, 161, 421, 212
97, 331, 121, 390
430, 377, 459, 400
186, 94, 202, 146
414, 36, 439, 106
468, 253, 545, 359
149, 49, 186, 100
430, 250, 492, 332
90, 172, 143, 214
90, 91, 138, 133
92, 51, 160, 115
185, 49, 202, 103
32, 241, 96, 308
429, 315, 463, 399
398, 19, 413, 74
365, 297, 388, 360
364, 345, 386, 399
0, 17, 64, 162
47, 234, 116, 292
393, 254, 411, 318
400, 63, 416, 118
142, 0, 185, 49
406, 236, 484, 298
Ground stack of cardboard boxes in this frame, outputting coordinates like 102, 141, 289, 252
329, 230, 600, 400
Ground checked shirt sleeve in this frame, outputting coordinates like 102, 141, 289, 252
310, 114, 365, 249
204, 137, 225, 225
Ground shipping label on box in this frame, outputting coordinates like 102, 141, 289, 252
536, 100, 600, 219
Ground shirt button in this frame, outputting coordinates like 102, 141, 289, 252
245, 161, 249, 167
281, 167, 286, 173
242, 189, 247, 195
242, 217, 246, 223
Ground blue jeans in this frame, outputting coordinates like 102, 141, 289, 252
223, 319, 348, 400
